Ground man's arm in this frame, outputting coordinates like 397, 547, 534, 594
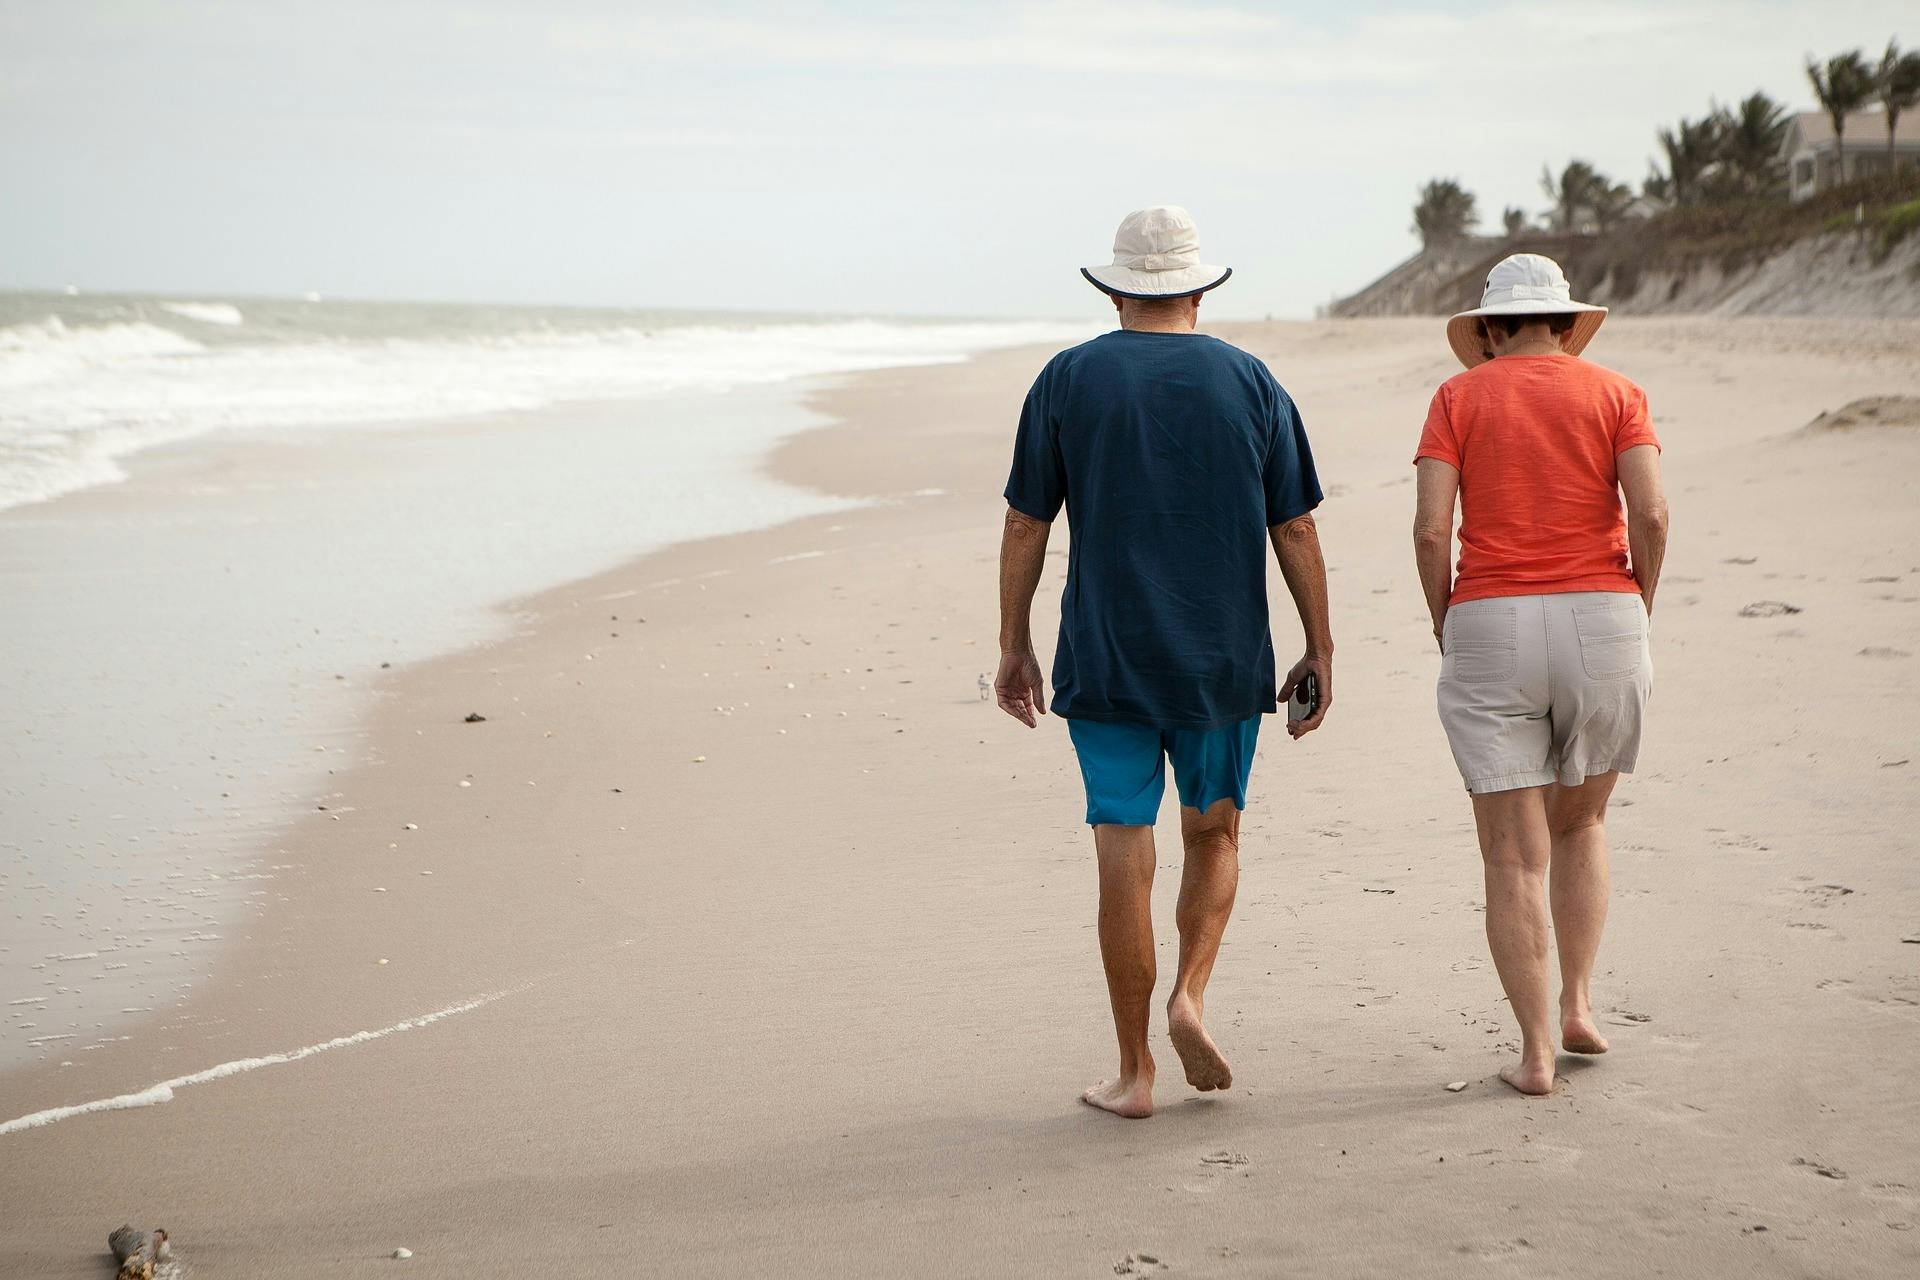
1413, 459, 1459, 650
1618, 444, 1668, 614
1270, 512, 1333, 739
996, 505, 1052, 727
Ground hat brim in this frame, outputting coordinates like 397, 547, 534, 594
1445, 301, 1607, 370
1082, 263, 1232, 300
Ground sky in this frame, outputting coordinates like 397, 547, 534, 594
1, 1, 1912, 319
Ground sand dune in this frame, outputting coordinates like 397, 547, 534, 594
2, 316, 1917, 1277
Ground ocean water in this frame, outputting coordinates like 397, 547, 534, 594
0, 293, 1084, 1074
0, 292, 1074, 511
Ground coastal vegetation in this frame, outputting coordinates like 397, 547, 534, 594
1408, 37, 1920, 250
1371, 37, 1920, 318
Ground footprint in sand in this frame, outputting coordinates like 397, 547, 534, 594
1456, 1238, 1536, 1259
1793, 1156, 1848, 1180
1859, 647, 1911, 659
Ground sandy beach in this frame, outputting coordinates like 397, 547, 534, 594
3, 316, 1919, 1277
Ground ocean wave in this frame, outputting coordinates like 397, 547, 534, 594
0, 308, 1082, 512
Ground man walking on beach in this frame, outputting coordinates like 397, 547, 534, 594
996, 206, 1333, 1119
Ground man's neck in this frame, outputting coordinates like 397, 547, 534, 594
1121, 319, 1197, 334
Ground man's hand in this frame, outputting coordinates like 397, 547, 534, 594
995, 650, 1047, 728
1279, 653, 1332, 740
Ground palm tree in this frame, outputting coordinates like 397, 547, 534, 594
1657, 114, 1721, 204
1589, 180, 1637, 233
1715, 93, 1790, 197
1806, 50, 1875, 185
1540, 161, 1607, 232
1412, 179, 1478, 247
1502, 206, 1529, 237
1641, 166, 1672, 204
1878, 40, 1920, 161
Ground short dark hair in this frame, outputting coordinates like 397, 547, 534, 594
1483, 313, 1576, 338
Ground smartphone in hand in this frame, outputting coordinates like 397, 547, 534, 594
1287, 671, 1319, 722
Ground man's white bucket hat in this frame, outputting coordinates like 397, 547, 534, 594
1446, 253, 1606, 369
1082, 205, 1232, 299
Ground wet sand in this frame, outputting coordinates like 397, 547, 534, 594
2, 317, 1918, 1277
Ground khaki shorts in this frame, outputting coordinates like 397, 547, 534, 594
1437, 592, 1652, 795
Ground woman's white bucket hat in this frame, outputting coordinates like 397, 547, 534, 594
1082, 205, 1232, 299
1446, 253, 1606, 369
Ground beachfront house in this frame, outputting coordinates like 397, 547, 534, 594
1782, 108, 1920, 200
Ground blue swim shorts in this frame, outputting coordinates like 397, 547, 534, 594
1066, 715, 1262, 826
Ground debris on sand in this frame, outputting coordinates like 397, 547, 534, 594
108, 1226, 172, 1279
1200, 1150, 1248, 1166
463, 712, 487, 723
1738, 601, 1801, 618
1445, 1081, 1468, 1092
392, 1247, 414, 1259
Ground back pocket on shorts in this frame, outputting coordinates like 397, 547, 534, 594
1444, 604, 1518, 683
1573, 601, 1645, 681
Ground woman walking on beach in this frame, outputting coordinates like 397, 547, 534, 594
1411, 254, 1669, 1096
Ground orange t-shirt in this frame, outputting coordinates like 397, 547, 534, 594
1415, 353, 1660, 606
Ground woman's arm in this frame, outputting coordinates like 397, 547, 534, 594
1413, 459, 1459, 651
1618, 444, 1668, 615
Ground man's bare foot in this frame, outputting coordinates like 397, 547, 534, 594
1167, 995, 1232, 1092
1081, 1068, 1155, 1119
1560, 1011, 1610, 1055
1499, 1055, 1556, 1096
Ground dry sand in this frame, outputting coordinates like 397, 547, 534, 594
2, 316, 1918, 1277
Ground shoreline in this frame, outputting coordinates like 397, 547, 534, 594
0, 377, 866, 1072
4, 318, 1919, 1277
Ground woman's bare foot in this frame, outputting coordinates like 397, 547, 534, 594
1167, 994, 1233, 1091
1081, 1065, 1155, 1119
1560, 1009, 1610, 1055
1499, 1054, 1557, 1096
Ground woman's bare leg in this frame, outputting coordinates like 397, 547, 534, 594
1546, 772, 1617, 1054
1472, 786, 1556, 1095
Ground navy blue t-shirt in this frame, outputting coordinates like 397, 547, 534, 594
1004, 330, 1322, 731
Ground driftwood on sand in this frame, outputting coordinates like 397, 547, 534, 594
107, 1226, 172, 1279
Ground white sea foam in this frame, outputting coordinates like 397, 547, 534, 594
0, 307, 1082, 512
0, 988, 513, 1137
158, 301, 244, 326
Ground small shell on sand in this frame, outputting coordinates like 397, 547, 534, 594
404, 823, 418, 830
1445, 1081, 1468, 1092
392, 1247, 413, 1259
693, 755, 707, 763
457, 780, 471, 788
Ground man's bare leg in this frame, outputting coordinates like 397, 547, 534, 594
1547, 772, 1617, 1054
1472, 786, 1556, 1095
1083, 823, 1157, 1118
1167, 799, 1239, 1091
